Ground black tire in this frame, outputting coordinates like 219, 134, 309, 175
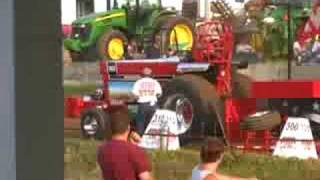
80, 108, 111, 140
69, 47, 98, 62
69, 51, 83, 62
158, 16, 195, 53
232, 71, 251, 98
159, 75, 225, 145
97, 30, 128, 60
240, 111, 281, 131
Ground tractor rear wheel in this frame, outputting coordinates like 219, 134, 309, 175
159, 16, 194, 53
80, 108, 111, 140
98, 30, 128, 61
159, 75, 225, 145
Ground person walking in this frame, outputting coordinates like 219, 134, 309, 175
191, 137, 258, 180
97, 107, 153, 180
132, 68, 162, 136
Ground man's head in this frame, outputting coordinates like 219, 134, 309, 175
200, 137, 225, 163
109, 106, 131, 137
142, 67, 152, 77
154, 33, 161, 47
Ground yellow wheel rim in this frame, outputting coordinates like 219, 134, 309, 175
169, 24, 193, 50
107, 38, 124, 60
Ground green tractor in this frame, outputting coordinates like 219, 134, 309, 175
64, 0, 195, 61
262, 1, 312, 57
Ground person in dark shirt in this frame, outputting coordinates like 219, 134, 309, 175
97, 107, 153, 180
146, 34, 161, 59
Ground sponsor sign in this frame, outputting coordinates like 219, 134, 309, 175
139, 109, 186, 150
273, 117, 318, 159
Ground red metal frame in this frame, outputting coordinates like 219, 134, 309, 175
193, 20, 233, 96
107, 60, 179, 76
251, 81, 320, 98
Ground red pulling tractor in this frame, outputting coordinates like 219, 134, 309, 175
69, 18, 320, 151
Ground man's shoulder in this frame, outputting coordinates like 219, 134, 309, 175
99, 140, 130, 150
127, 142, 144, 151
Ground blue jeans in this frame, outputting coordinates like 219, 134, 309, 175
136, 103, 156, 136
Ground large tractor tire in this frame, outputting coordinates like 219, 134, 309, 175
69, 51, 84, 62
80, 108, 111, 140
159, 75, 225, 145
97, 30, 128, 61
240, 111, 281, 131
158, 16, 194, 53
232, 72, 252, 98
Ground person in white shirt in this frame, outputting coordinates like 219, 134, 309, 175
191, 137, 257, 180
132, 68, 162, 135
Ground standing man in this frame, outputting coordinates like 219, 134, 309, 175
97, 107, 153, 180
132, 68, 162, 136
146, 34, 162, 59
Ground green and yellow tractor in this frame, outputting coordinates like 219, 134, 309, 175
64, 0, 195, 61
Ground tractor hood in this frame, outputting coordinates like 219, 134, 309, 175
72, 9, 125, 25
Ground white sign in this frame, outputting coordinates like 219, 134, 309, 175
139, 110, 181, 151
273, 117, 318, 159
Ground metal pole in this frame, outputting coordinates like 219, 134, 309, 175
107, 0, 111, 10
287, 3, 292, 80
267, 2, 293, 79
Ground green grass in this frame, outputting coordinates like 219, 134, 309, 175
64, 138, 320, 180
64, 84, 97, 96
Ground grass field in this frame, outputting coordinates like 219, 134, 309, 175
64, 138, 320, 180
64, 84, 97, 96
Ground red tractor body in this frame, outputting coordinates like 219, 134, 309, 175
66, 19, 320, 153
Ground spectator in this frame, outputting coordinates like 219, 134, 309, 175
146, 34, 161, 59
191, 137, 257, 180
97, 107, 152, 180
312, 35, 320, 54
132, 68, 162, 136
126, 39, 145, 59
167, 47, 177, 57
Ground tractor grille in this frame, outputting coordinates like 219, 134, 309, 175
71, 24, 91, 40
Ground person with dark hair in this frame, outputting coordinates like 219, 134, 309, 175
145, 33, 161, 59
191, 137, 257, 180
126, 39, 146, 60
97, 107, 152, 180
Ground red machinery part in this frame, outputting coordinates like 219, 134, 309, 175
193, 20, 234, 96
251, 81, 320, 98
107, 60, 179, 76
224, 98, 257, 144
64, 96, 84, 118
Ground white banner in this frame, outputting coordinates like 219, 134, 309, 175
273, 117, 318, 159
139, 110, 181, 150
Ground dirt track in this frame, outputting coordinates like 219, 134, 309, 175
64, 117, 81, 137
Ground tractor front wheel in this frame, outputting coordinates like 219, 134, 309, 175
80, 108, 111, 140
98, 30, 128, 61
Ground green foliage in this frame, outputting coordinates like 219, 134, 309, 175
64, 138, 320, 180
